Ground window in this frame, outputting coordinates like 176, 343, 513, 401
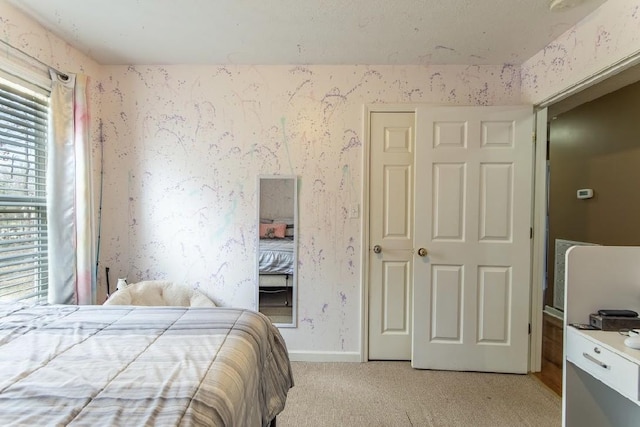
0, 76, 49, 303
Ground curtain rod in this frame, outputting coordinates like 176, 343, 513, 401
0, 38, 69, 81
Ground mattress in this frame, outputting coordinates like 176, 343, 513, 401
259, 238, 294, 275
0, 304, 293, 426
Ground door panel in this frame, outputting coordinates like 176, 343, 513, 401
412, 105, 533, 373
369, 112, 415, 360
477, 266, 510, 343
382, 260, 410, 332
434, 121, 467, 148
384, 165, 411, 239
430, 265, 463, 341
432, 163, 465, 240
479, 163, 513, 241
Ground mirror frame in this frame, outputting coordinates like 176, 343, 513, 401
256, 175, 298, 327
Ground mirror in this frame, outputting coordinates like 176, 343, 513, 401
256, 175, 297, 327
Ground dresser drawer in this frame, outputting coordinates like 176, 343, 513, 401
566, 328, 640, 402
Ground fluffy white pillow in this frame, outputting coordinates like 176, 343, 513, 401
104, 281, 216, 307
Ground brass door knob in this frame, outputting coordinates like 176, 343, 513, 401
417, 248, 428, 257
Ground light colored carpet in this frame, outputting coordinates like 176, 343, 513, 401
277, 361, 561, 427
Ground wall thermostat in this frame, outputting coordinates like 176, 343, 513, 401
577, 189, 593, 199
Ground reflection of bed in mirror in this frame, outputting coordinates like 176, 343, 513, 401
259, 219, 294, 306
257, 176, 297, 327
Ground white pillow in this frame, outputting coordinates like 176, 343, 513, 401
104, 281, 216, 307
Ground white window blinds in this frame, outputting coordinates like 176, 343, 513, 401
0, 76, 49, 302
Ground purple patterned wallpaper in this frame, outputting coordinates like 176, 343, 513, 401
1, 0, 639, 356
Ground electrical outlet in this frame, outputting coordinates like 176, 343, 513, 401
349, 203, 359, 219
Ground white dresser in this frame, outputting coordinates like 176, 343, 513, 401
564, 246, 640, 427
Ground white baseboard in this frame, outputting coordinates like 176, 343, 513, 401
288, 350, 361, 362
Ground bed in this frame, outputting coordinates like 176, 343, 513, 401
0, 303, 293, 426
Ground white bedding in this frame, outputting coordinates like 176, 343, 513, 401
259, 238, 294, 275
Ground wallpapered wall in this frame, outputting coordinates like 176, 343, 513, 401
522, 1, 640, 104
2, 0, 639, 357
97, 64, 521, 355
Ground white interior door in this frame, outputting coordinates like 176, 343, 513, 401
368, 111, 415, 360
412, 106, 533, 373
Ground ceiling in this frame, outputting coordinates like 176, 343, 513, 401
8, 0, 607, 66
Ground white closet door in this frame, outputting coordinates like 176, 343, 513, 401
368, 111, 415, 360
412, 106, 533, 373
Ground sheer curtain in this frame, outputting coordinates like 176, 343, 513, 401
47, 72, 96, 305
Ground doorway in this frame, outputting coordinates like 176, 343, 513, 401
534, 73, 640, 394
